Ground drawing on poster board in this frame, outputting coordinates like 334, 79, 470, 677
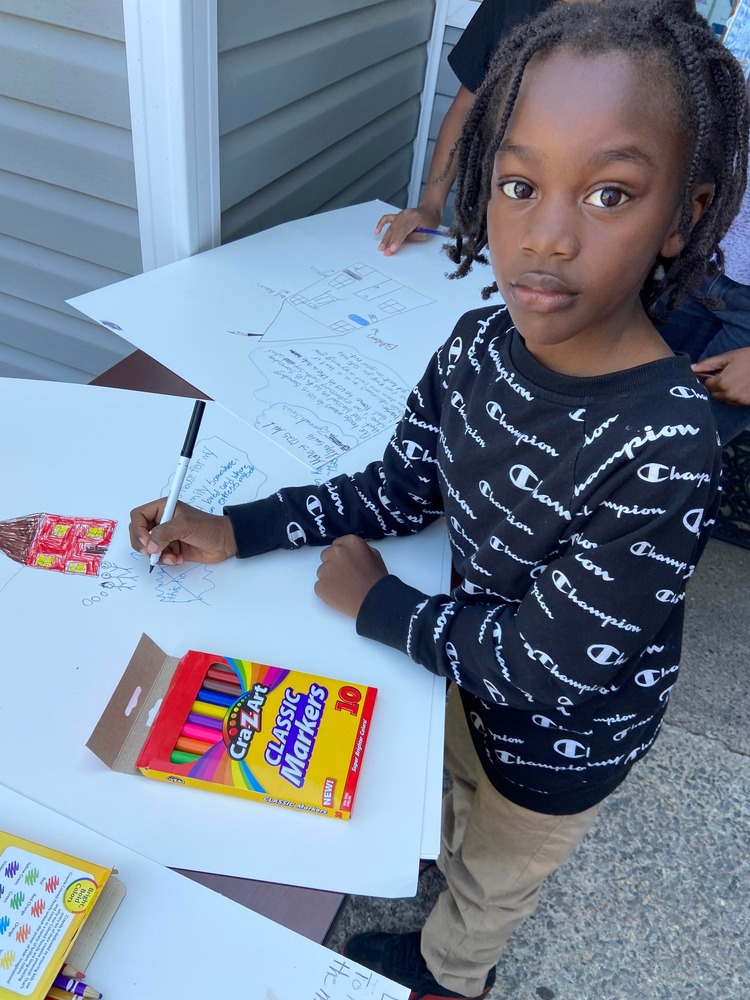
132, 435, 270, 603
81, 559, 139, 607
248, 343, 410, 469
99, 560, 139, 592
154, 562, 216, 604
0, 514, 116, 576
229, 262, 435, 345
170, 436, 268, 513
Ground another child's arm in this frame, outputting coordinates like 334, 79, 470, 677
692, 346, 750, 407
374, 85, 475, 255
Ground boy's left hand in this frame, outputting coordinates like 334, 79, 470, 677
315, 535, 388, 619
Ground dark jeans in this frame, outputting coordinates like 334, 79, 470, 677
656, 273, 750, 444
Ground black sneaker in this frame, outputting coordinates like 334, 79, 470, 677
343, 930, 496, 999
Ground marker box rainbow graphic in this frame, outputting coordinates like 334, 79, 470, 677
88, 634, 377, 820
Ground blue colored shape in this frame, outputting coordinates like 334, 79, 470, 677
196, 688, 235, 709
239, 760, 266, 793
348, 314, 369, 327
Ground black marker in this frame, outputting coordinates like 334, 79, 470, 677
149, 399, 206, 572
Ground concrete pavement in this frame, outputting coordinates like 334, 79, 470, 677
324, 537, 750, 1000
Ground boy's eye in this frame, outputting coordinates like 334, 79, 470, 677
585, 187, 629, 208
499, 180, 535, 200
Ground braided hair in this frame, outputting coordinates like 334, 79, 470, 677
446, 0, 749, 313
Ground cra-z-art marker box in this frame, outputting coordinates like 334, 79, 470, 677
87, 634, 377, 820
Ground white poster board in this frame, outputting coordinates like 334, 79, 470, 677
0, 378, 447, 897
0, 785, 410, 1000
68, 200, 490, 470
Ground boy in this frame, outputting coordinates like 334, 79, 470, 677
131, 3, 746, 997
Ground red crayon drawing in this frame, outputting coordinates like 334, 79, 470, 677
0, 513, 116, 576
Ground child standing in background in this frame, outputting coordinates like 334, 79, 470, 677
380, 0, 750, 445
374, 0, 560, 255
376, 0, 608, 256
130, 2, 748, 997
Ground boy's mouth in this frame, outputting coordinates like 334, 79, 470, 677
510, 272, 578, 312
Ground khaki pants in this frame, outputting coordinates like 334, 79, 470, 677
421, 687, 601, 997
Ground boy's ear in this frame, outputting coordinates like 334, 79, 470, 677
660, 182, 715, 259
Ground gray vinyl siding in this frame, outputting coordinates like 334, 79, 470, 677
0, 1, 139, 383
0, 0, 438, 381
218, 0, 436, 243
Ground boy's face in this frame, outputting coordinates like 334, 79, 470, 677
487, 48, 689, 374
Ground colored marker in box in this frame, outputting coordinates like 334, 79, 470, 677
87, 634, 377, 820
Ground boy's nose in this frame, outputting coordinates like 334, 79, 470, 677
521, 201, 580, 259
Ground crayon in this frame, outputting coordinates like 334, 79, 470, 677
180, 721, 223, 745
203, 677, 242, 697
169, 749, 200, 765
206, 665, 241, 686
187, 710, 222, 731
51, 976, 102, 998
49, 983, 102, 1000
190, 698, 226, 721
175, 735, 214, 756
196, 688, 235, 709
60, 966, 85, 980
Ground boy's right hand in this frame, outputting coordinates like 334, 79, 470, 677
129, 499, 237, 566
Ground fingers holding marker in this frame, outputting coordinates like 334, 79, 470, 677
128, 497, 187, 564
129, 497, 168, 553
144, 509, 187, 565
128, 500, 238, 567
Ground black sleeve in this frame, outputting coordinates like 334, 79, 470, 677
448, 0, 554, 92
356, 421, 720, 711
223, 342, 450, 557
